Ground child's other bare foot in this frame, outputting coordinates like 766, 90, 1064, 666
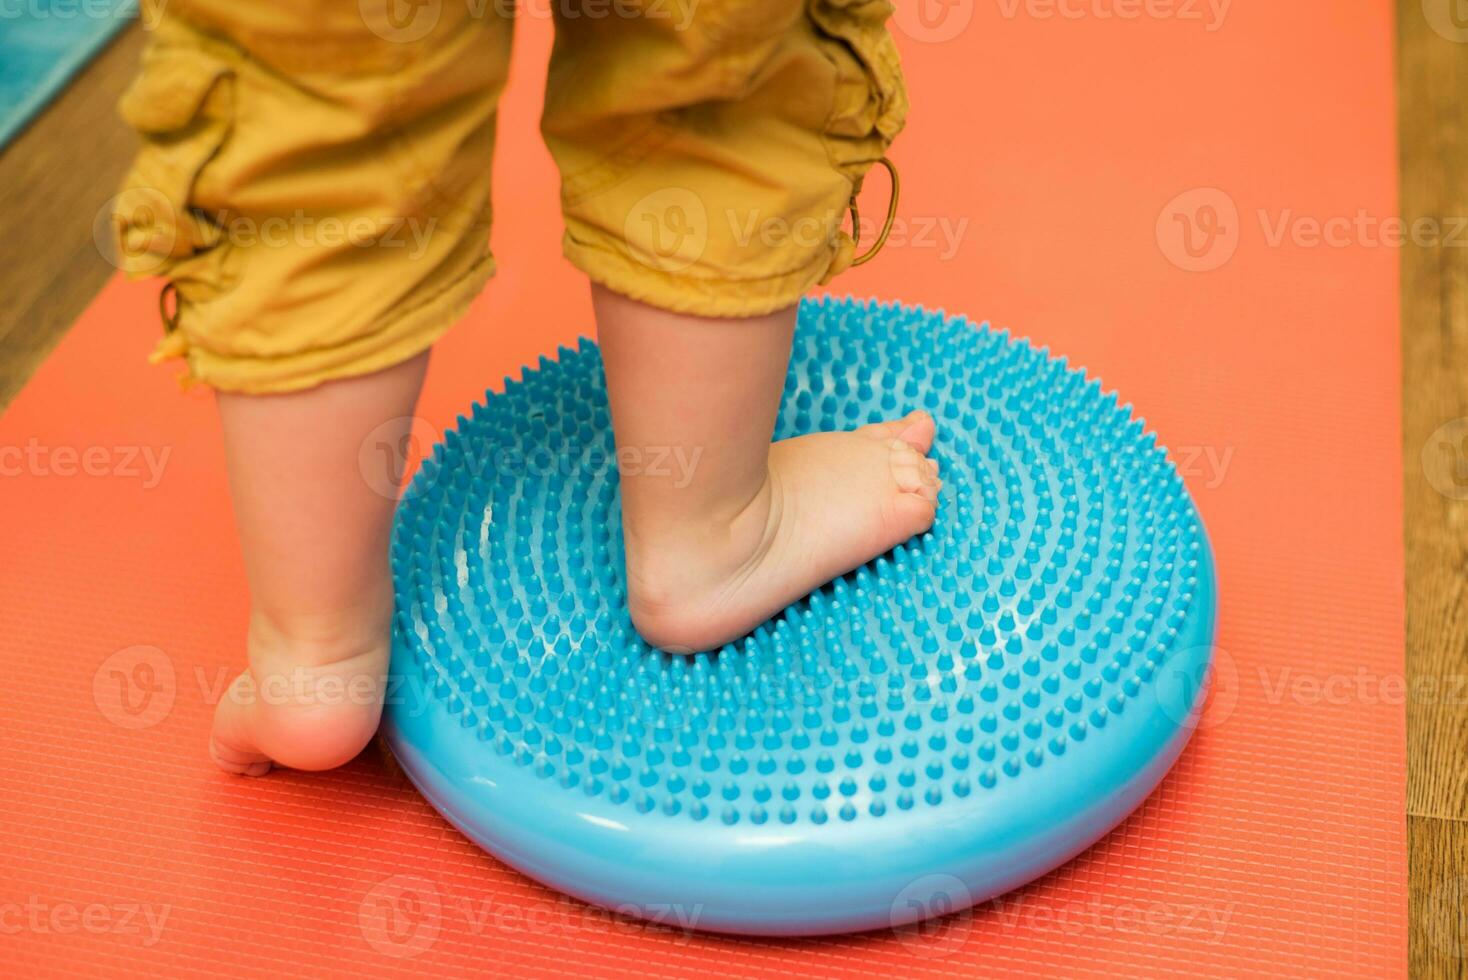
209, 351, 427, 775
209, 613, 389, 776
626, 410, 940, 653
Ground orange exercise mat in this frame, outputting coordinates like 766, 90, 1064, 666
1, 2, 1404, 976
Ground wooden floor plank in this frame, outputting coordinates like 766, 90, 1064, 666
1410, 816, 1468, 977
1400, 2, 1468, 975
1401, 0, 1468, 823
0, 24, 144, 411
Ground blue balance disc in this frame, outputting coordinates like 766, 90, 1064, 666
383, 298, 1218, 937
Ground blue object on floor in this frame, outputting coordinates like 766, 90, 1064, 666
0, 0, 136, 149
382, 297, 1218, 937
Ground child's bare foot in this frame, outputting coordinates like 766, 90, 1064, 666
626, 410, 940, 652
209, 352, 427, 775
593, 285, 941, 654
209, 613, 390, 775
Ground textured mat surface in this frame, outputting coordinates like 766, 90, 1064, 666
0, 3, 1402, 976
0, 0, 135, 147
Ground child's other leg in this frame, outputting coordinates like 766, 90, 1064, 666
596, 286, 939, 653
113, 4, 512, 772
209, 353, 428, 775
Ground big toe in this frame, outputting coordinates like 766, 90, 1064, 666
864, 410, 936, 454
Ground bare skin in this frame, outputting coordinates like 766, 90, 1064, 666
208, 351, 428, 775
594, 285, 940, 653
209, 287, 940, 774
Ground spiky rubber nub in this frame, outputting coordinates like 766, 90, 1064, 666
383, 297, 1218, 937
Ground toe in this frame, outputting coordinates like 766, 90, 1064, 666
885, 481, 939, 539
210, 672, 273, 776
863, 410, 936, 453
209, 735, 272, 777
898, 411, 937, 454
889, 440, 941, 496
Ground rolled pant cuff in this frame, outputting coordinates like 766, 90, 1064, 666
152, 254, 496, 395
561, 233, 851, 319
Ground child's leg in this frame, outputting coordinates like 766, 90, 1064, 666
541, 0, 916, 650
114, 3, 511, 773
208, 352, 428, 775
595, 286, 939, 653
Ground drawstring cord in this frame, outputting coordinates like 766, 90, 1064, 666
849, 156, 900, 267
158, 280, 180, 332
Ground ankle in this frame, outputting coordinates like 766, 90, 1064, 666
621, 475, 779, 653
623, 587, 726, 655
248, 602, 391, 668
231, 612, 390, 771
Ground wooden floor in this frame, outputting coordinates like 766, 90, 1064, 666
0, 25, 143, 409
0, 8, 1462, 974
1401, 3, 1468, 975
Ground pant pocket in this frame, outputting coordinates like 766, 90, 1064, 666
111, 35, 236, 281
808, 0, 908, 181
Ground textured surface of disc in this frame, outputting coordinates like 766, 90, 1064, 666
383, 298, 1218, 937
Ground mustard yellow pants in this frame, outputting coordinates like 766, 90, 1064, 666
110, 0, 906, 393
